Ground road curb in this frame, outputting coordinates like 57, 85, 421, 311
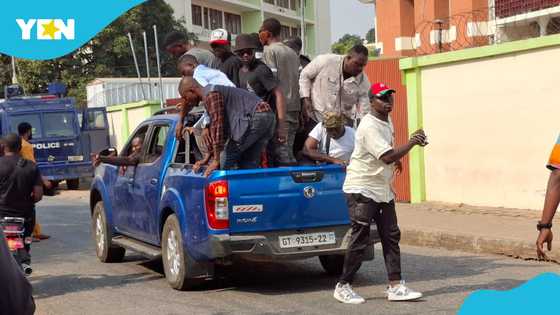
400, 229, 560, 263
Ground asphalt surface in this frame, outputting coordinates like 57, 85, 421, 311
31, 190, 558, 315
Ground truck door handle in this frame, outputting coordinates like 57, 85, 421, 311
150, 178, 158, 185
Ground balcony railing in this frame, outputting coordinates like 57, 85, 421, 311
495, 0, 560, 18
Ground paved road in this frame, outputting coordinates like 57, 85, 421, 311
31, 190, 558, 315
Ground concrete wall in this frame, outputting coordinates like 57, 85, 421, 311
401, 34, 560, 210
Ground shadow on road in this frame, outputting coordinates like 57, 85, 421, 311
31, 272, 162, 300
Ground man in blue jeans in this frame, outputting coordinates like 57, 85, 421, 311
177, 77, 275, 176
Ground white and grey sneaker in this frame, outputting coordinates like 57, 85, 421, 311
386, 280, 422, 301
333, 282, 366, 304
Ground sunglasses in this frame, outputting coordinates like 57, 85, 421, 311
236, 49, 255, 56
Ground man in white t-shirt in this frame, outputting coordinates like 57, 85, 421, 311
301, 112, 355, 165
333, 83, 428, 304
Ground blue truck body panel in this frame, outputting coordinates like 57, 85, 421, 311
91, 114, 355, 263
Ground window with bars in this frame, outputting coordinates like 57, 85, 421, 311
280, 25, 291, 39
192, 5, 202, 26
277, 0, 289, 8
291, 27, 301, 37
209, 8, 223, 29
203, 7, 209, 29
225, 13, 242, 34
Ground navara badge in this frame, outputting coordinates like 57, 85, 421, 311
303, 186, 316, 199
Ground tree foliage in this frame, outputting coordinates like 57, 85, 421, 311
365, 28, 375, 43
331, 34, 363, 55
0, 0, 188, 105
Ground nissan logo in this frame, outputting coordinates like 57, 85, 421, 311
303, 186, 316, 199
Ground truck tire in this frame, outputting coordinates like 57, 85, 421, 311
319, 255, 354, 276
66, 178, 80, 190
92, 201, 125, 263
162, 214, 203, 290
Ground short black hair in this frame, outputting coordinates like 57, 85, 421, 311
284, 36, 302, 52
3, 133, 21, 153
261, 18, 282, 37
348, 44, 369, 58
163, 31, 188, 48
17, 122, 32, 136
177, 54, 198, 66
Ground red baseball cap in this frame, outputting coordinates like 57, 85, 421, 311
369, 82, 395, 98
209, 29, 231, 46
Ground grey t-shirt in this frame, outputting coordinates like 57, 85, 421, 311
186, 47, 221, 69
263, 42, 301, 112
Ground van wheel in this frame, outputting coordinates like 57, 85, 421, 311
66, 178, 80, 190
92, 201, 125, 263
162, 214, 203, 290
319, 255, 350, 276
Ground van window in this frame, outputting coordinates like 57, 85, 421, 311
87, 110, 107, 129
9, 114, 42, 138
44, 112, 76, 137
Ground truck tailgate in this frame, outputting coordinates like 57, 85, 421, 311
222, 165, 349, 234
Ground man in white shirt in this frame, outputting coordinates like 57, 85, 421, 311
175, 54, 235, 165
301, 112, 355, 165
299, 45, 370, 127
333, 83, 428, 304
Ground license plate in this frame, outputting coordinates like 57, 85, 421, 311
68, 155, 84, 162
279, 232, 336, 248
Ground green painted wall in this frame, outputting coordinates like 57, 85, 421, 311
400, 34, 560, 203
242, 11, 262, 34
305, 0, 315, 21
240, 0, 261, 6
107, 101, 161, 145
305, 24, 316, 56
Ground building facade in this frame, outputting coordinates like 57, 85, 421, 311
165, 0, 331, 56
370, 0, 560, 57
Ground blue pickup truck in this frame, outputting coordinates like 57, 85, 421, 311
90, 113, 374, 290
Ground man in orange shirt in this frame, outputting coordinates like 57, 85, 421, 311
536, 135, 560, 260
18, 123, 50, 241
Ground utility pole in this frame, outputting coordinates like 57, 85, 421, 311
11, 57, 18, 84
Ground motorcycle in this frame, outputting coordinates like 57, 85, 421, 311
1, 217, 32, 275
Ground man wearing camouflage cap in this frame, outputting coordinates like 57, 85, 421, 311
301, 112, 355, 165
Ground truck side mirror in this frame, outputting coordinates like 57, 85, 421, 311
98, 147, 117, 157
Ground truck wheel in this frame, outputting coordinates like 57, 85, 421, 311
162, 214, 202, 290
319, 255, 352, 276
92, 201, 125, 263
66, 178, 80, 190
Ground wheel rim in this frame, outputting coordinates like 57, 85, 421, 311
166, 229, 181, 279
95, 214, 105, 255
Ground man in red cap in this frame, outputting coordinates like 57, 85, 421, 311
333, 83, 428, 304
209, 28, 241, 86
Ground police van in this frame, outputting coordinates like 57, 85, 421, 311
0, 84, 109, 189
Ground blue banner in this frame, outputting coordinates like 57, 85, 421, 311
0, 0, 147, 60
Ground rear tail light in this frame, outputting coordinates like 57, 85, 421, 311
205, 180, 229, 229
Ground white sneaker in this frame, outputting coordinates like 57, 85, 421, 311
333, 282, 366, 304
386, 281, 422, 301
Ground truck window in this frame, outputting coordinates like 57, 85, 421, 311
122, 125, 149, 157
43, 112, 76, 138
87, 110, 107, 129
145, 125, 169, 164
9, 114, 42, 138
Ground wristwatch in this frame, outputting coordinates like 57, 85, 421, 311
537, 221, 553, 231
